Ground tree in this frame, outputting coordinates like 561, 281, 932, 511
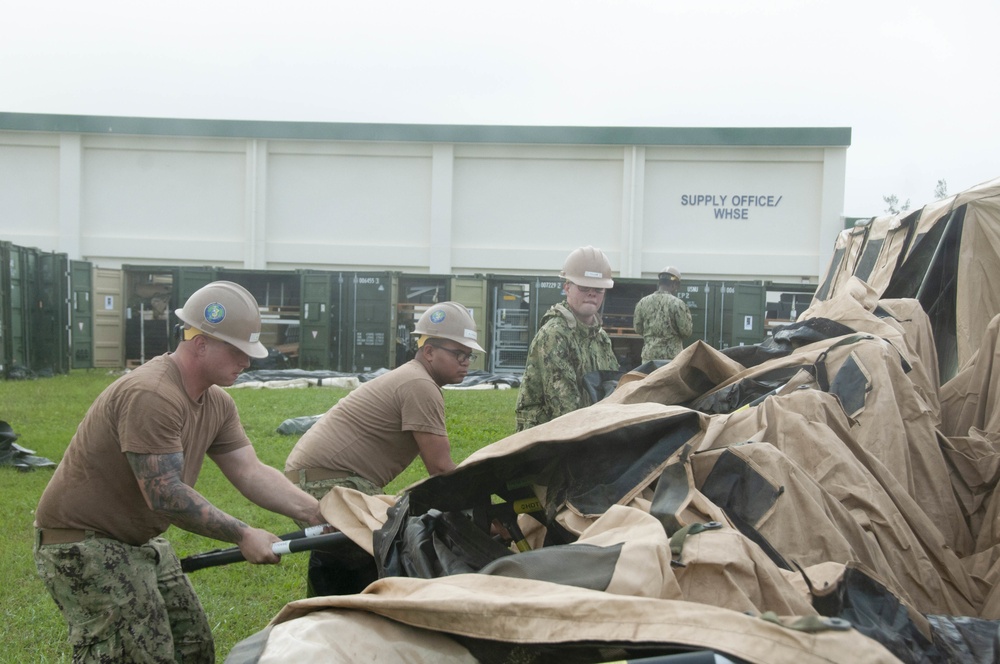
883, 194, 911, 215
934, 179, 948, 200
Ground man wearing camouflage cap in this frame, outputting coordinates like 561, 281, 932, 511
515, 246, 620, 431
633, 266, 693, 363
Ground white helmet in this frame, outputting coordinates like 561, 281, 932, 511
413, 302, 484, 352
658, 266, 682, 281
175, 281, 268, 359
560, 246, 614, 289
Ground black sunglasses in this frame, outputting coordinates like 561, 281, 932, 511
429, 344, 477, 364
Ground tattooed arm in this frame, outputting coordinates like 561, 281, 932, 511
126, 451, 281, 564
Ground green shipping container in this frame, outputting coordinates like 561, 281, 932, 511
680, 280, 766, 350
345, 271, 396, 373
596, 277, 768, 372
298, 270, 343, 371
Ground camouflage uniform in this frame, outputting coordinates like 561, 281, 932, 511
515, 302, 619, 431
289, 475, 381, 529
288, 476, 381, 598
633, 290, 693, 363
34, 532, 214, 663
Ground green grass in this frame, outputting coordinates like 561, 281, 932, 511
0, 369, 518, 663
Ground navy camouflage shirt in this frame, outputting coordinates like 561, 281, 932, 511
515, 302, 619, 431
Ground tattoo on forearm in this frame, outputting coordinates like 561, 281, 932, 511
126, 451, 248, 543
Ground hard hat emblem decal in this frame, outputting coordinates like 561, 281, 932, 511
430, 309, 446, 324
204, 302, 226, 324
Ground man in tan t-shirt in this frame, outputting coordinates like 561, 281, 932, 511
286, 300, 484, 495
34, 282, 325, 664
284, 301, 484, 595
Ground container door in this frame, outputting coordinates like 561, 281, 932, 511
450, 276, 488, 372
32, 251, 70, 375
0, 242, 9, 376
729, 282, 766, 348
0, 242, 8, 375
347, 272, 394, 372
680, 281, 713, 348
7, 244, 31, 372
176, 267, 218, 302
124, 267, 175, 365
70, 260, 94, 369
713, 282, 736, 350
488, 278, 532, 374
299, 271, 342, 371
93, 268, 125, 368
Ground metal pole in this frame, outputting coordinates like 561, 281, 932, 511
702, 282, 709, 343
139, 301, 145, 365
718, 282, 726, 348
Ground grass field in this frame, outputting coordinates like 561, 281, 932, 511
0, 369, 518, 663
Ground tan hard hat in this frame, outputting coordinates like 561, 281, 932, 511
413, 301, 484, 352
175, 281, 268, 359
560, 246, 614, 289
658, 266, 682, 280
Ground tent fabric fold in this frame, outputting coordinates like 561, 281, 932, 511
229, 279, 1000, 663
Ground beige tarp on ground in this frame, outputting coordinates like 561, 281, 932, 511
256, 575, 899, 664
229, 289, 1000, 664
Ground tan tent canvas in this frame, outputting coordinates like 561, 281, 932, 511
812, 176, 1000, 382
228, 294, 1000, 664
222, 287, 1000, 663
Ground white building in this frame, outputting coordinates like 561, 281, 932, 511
0, 113, 850, 283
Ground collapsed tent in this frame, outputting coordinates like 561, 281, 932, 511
812, 176, 1000, 382
222, 283, 1000, 663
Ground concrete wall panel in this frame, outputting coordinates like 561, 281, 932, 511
0, 137, 60, 246
452, 150, 624, 272
80, 138, 246, 252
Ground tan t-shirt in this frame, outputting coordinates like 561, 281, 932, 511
35, 353, 250, 545
285, 360, 446, 488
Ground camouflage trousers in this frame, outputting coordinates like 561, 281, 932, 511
34, 531, 214, 664
289, 475, 381, 529
287, 476, 382, 598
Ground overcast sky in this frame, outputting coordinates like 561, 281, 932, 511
3, 0, 997, 217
